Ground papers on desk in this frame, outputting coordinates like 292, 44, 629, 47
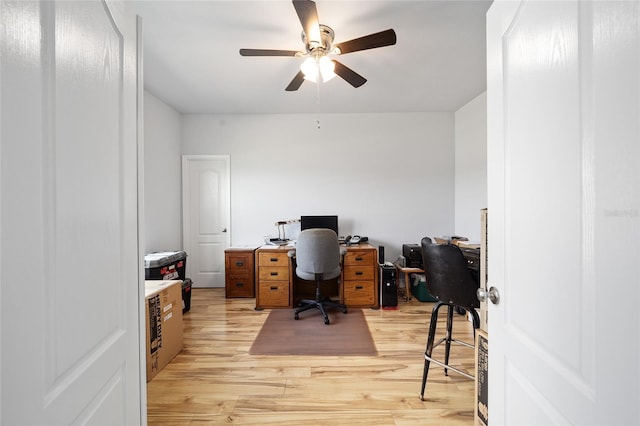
262, 240, 295, 248
457, 241, 481, 249
266, 239, 289, 246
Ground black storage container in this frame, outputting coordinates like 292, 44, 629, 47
144, 251, 187, 281
181, 278, 192, 313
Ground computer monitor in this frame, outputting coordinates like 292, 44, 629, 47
300, 215, 339, 236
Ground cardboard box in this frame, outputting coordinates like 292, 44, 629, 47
475, 328, 489, 426
145, 280, 184, 381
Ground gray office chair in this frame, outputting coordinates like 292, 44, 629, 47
289, 228, 347, 325
419, 237, 480, 401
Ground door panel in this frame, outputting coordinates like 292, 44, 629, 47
503, 0, 591, 390
183, 155, 230, 287
487, 1, 639, 424
1, 1, 142, 424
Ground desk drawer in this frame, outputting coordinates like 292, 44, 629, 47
226, 274, 254, 298
259, 266, 289, 281
258, 252, 289, 267
344, 250, 375, 266
258, 281, 290, 307
343, 281, 376, 306
343, 265, 375, 281
226, 254, 252, 274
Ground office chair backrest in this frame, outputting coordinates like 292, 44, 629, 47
420, 240, 480, 310
295, 228, 342, 281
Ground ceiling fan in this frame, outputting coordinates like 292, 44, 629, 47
239, 0, 397, 91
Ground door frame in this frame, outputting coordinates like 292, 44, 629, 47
136, 13, 147, 421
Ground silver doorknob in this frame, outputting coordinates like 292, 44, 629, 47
477, 286, 500, 305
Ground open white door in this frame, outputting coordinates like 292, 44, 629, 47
487, 1, 639, 424
182, 155, 230, 288
1, 1, 143, 423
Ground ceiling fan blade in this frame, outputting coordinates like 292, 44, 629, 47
285, 71, 305, 91
332, 60, 367, 88
239, 48, 300, 57
333, 29, 397, 55
292, 0, 322, 48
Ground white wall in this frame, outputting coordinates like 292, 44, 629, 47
454, 92, 487, 242
181, 112, 455, 262
143, 91, 183, 252
142, 92, 489, 261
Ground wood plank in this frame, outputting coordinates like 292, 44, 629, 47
147, 288, 475, 425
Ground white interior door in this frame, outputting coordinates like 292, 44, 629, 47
487, 1, 639, 424
182, 155, 230, 288
1, 0, 143, 424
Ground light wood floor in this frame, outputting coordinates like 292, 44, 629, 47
147, 288, 476, 425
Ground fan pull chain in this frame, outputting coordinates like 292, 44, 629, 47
316, 77, 321, 105
315, 76, 321, 129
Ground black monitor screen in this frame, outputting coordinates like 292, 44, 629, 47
300, 215, 338, 236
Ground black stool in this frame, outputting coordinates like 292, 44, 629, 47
419, 238, 480, 401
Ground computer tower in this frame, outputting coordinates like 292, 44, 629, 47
402, 244, 423, 268
380, 265, 398, 309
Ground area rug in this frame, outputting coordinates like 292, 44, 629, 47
249, 308, 378, 356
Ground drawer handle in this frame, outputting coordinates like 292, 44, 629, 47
270, 257, 278, 262
355, 257, 363, 261
235, 283, 244, 288
355, 285, 364, 290
270, 272, 278, 276
270, 286, 278, 290
355, 271, 364, 276
235, 261, 244, 267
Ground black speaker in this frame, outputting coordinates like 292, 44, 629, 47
378, 245, 385, 264
380, 265, 397, 309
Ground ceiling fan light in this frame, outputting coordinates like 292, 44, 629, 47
301, 57, 318, 82
319, 57, 336, 82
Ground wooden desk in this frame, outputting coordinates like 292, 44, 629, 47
254, 243, 378, 310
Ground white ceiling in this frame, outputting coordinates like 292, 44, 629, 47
130, 0, 492, 115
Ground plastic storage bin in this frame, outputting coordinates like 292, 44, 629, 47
144, 251, 187, 281
411, 274, 437, 302
181, 278, 192, 313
